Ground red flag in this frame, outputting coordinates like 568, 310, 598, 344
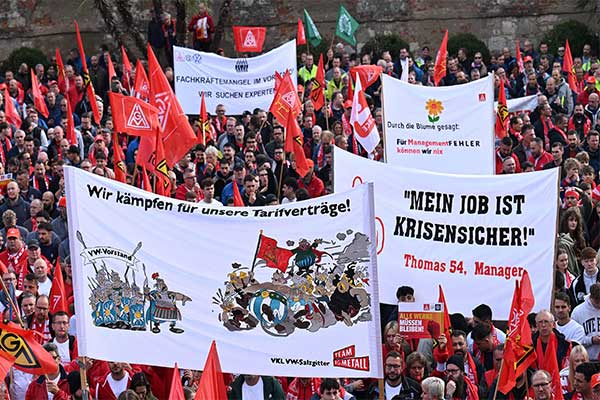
350, 74, 380, 153
153, 127, 171, 196
55, 48, 68, 93
74, 20, 101, 124
270, 70, 302, 125
168, 363, 185, 400
30, 69, 49, 118
540, 333, 564, 400
0, 355, 15, 382
350, 65, 383, 90
434, 30, 448, 86
297, 18, 306, 46
274, 71, 284, 91
106, 52, 116, 81
437, 285, 453, 355
0, 320, 58, 375
285, 110, 309, 178
49, 259, 67, 314
310, 54, 326, 111
141, 165, 152, 193
195, 341, 227, 400
64, 93, 77, 145
133, 59, 150, 102
147, 44, 196, 168
121, 46, 133, 93
256, 234, 294, 272
516, 40, 524, 74
233, 26, 267, 53
232, 179, 244, 207
112, 131, 127, 183
109, 92, 160, 137
198, 92, 209, 145
563, 39, 578, 94
3, 86, 21, 128
497, 271, 536, 394
495, 79, 509, 139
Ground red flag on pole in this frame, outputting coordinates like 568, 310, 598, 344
497, 271, 536, 394
106, 52, 116, 81
168, 363, 185, 400
49, 259, 68, 314
133, 59, 150, 102
195, 341, 228, 400
30, 69, 49, 118
64, 93, 77, 145
434, 30, 448, 86
153, 127, 171, 196
257, 234, 294, 272
0, 320, 58, 375
350, 65, 384, 89
74, 20, 101, 125
495, 79, 509, 139
269, 70, 302, 125
437, 285, 453, 355
141, 165, 152, 193
147, 44, 196, 168
55, 48, 69, 94
109, 92, 160, 137
3, 86, 21, 128
563, 39, 578, 94
121, 46, 133, 93
198, 92, 210, 145
297, 18, 306, 46
112, 131, 127, 183
233, 26, 267, 53
310, 54, 326, 111
285, 110, 310, 178
350, 73, 380, 154
515, 40, 524, 74
232, 179, 244, 207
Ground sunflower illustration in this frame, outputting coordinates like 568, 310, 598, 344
425, 99, 444, 123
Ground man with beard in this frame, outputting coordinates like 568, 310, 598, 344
383, 351, 421, 399
565, 130, 585, 159
435, 330, 485, 390
0, 181, 30, 227
443, 355, 479, 400
569, 104, 592, 140
95, 362, 133, 399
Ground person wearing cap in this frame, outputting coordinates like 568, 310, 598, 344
51, 196, 68, 242
0, 227, 27, 276
591, 371, 600, 399
221, 162, 246, 206
573, 283, 600, 361
88, 134, 107, 166
442, 354, 478, 400
570, 248, 600, 307
297, 159, 325, 199
383, 351, 421, 399
577, 76, 599, 107
434, 330, 485, 391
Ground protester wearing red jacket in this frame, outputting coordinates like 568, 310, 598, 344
187, 3, 214, 51
25, 342, 70, 400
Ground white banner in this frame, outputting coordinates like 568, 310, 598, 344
334, 148, 558, 319
495, 94, 538, 118
174, 41, 297, 115
66, 167, 382, 377
382, 74, 494, 174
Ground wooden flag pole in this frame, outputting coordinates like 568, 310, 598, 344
0, 278, 23, 328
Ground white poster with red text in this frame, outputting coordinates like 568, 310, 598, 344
334, 148, 558, 319
382, 73, 494, 174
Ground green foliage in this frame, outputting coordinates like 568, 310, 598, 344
541, 20, 598, 57
361, 33, 409, 60
1, 47, 49, 74
447, 33, 491, 64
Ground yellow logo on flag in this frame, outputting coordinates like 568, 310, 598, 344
0, 330, 40, 369
425, 99, 444, 123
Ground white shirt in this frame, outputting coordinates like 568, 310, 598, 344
281, 197, 296, 204
52, 338, 71, 364
384, 381, 402, 399
241, 379, 264, 400
47, 375, 60, 400
10, 368, 33, 400
37, 278, 52, 297
202, 198, 223, 206
107, 372, 129, 398
556, 318, 586, 345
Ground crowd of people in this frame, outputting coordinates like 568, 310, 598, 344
1, 1, 600, 399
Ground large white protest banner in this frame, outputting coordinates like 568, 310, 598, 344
334, 148, 558, 319
66, 167, 382, 377
494, 94, 538, 118
174, 41, 297, 115
382, 73, 494, 174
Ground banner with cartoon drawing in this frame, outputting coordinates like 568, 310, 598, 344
334, 148, 558, 319
65, 167, 382, 377
382, 73, 495, 174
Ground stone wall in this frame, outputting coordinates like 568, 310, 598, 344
0, 0, 598, 63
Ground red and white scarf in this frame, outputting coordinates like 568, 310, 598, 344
32, 175, 50, 191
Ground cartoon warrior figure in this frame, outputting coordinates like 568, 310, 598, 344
144, 273, 192, 334
290, 239, 330, 276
